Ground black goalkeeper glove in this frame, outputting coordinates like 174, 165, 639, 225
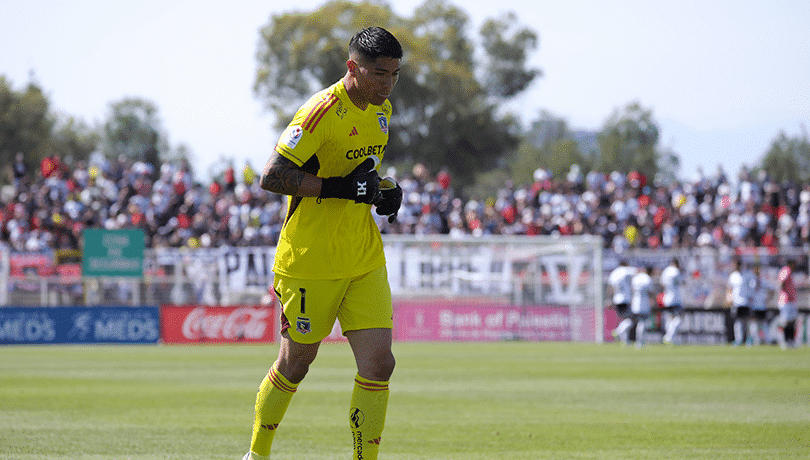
319, 157, 381, 204
375, 177, 403, 223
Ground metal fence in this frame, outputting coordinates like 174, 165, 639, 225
1, 237, 807, 310
0, 245, 275, 307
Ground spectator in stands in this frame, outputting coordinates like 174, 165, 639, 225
2, 150, 809, 258
12, 152, 26, 189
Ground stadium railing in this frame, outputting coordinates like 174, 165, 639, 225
0, 236, 806, 344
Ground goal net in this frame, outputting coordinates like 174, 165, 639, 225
382, 234, 605, 343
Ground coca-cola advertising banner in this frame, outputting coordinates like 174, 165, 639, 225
393, 300, 600, 342
161, 305, 275, 344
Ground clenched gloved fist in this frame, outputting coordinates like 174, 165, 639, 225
320, 158, 381, 204
375, 177, 403, 223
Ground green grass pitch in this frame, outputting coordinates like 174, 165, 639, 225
2, 342, 809, 460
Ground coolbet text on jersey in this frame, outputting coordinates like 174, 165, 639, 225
273, 80, 390, 280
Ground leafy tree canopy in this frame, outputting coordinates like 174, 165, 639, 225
597, 101, 660, 181
253, 0, 540, 190
1, 75, 101, 184
0, 76, 55, 182
513, 110, 584, 185
760, 129, 810, 184
102, 97, 168, 175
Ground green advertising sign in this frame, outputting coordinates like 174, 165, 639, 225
82, 229, 144, 277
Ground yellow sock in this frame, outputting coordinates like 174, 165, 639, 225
250, 364, 299, 458
349, 374, 390, 460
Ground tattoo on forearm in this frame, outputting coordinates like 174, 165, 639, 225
261, 154, 307, 195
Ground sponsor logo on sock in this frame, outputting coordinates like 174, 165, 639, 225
349, 407, 365, 428
260, 423, 279, 431
353, 431, 364, 460
368, 437, 381, 445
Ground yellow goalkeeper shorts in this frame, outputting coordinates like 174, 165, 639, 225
273, 265, 393, 344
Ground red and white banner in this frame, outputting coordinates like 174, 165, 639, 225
161, 305, 275, 344
160, 302, 613, 344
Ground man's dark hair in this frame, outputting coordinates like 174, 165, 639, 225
349, 27, 403, 61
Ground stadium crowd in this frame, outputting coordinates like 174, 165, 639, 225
2, 153, 810, 253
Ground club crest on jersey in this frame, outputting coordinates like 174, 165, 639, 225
282, 125, 304, 149
296, 316, 311, 335
377, 113, 388, 134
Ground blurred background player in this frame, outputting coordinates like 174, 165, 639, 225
245, 27, 403, 460
631, 265, 655, 348
749, 264, 773, 346
776, 259, 798, 350
609, 260, 637, 345
659, 257, 685, 345
726, 258, 754, 346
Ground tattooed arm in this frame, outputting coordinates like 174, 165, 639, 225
260, 152, 322, 197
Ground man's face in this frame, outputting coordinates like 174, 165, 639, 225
351, 56, 401, 106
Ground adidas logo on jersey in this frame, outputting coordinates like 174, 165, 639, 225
349, 127, 359, 136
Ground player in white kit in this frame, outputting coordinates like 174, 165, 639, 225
659, 258, 685, 345
631, 265, 655, 348
727, 258, 754, 346
609, 260, 637, 345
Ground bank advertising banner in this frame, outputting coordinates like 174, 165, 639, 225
161, 305, 276, 344
0, 306, 160, 345
393, 300, 600, 342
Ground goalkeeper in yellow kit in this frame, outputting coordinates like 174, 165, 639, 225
242, 27, 403, 460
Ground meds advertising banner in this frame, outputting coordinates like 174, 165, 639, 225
0, 306, 160, 344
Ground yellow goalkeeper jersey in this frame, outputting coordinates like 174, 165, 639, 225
272, 80, 390, 280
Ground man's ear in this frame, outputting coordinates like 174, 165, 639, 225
346, 59, 358, 75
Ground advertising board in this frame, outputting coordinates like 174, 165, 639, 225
161, 305, 275, 344
82, 229, 144, 277
0, 306, 160, 344
393, 300, 603, 342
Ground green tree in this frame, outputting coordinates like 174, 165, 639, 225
52, 115, 99, 165
0, 76, 55, 183
513, 111, 585, 184
597, 101, 660, 180
102, 97, 167, 172
162, 142, 193, 167
480, 11, 540, 99
253, 0, 540, 191
656, 146, 680, 186
760, 129, 810, 184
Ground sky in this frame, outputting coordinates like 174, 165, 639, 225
2, 0, 809, 184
